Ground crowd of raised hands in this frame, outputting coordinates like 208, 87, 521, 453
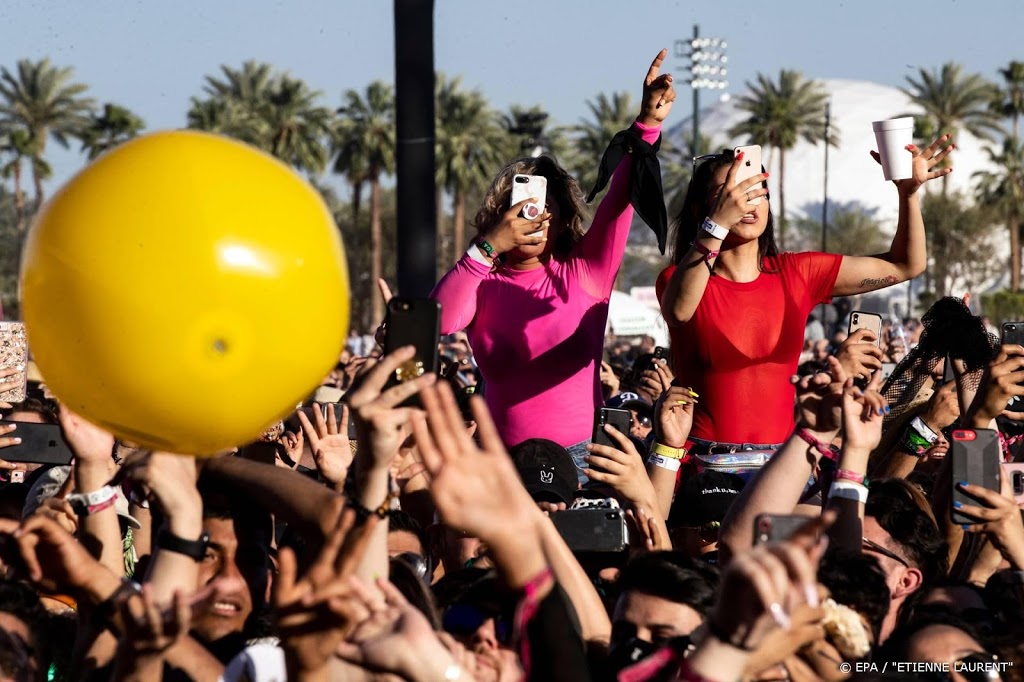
0, 298, 1021, 682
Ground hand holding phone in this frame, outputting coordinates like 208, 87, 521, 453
733, 145, 764, 206
383, 297, 441, 406
753, 513, 811, 545
849, 312, 883, 346
0, 322, 28, 404
950, 428, 1001, 525
592, 407, 631, 449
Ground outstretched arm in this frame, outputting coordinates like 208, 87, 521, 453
831, 135, 953, 296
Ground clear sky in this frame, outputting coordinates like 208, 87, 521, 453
1, 0, 1021, 192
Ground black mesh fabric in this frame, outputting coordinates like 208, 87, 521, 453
881, 296, 999, 425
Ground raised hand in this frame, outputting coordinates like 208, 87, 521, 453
585, 425, 658, 509
0, 366, 22, 410
920, 380, 960, 434
955, 467, 1024, 569
654, 384, 697, 448
834, 328, 884, 382
115, 586, 190, 666
275, 502, 379, 676
638, 359, 673, 404
793, 357, 846, 435
1, 515, 107, 595
298, 403, 353, 489
872, 134, 954, 196
58, 405, 116, 473
599, 361, 620, 397
968, 345, 1024, 427
624, 506, 672, 551
840, 367, 888, 452
708, 154, 770, 230
639, 49, 676, 127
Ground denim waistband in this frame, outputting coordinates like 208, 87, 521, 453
688, 437, 783, 455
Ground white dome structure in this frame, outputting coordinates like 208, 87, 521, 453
668, 79, 997, 225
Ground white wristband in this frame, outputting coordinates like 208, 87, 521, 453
647, 454, 681, 472
829, 480, 868, 504
700, 217, 729, 240
910, 416, 939, 444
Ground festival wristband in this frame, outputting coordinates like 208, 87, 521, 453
67, 485, 118, 517
829, 480, 868, 504
475, 239, 496, 259
647, 454, 681, 472
652, 443, 687, 460
899, 425, 932, 456
795, 428, 837, 461
467, 243, 493, 265
909, 416, 939, 444
700, 217, 729, 240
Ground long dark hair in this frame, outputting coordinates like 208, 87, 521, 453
669, 149, 779, 269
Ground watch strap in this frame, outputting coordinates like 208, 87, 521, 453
157, 528, 211, 561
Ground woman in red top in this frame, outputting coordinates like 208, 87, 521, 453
656, 137, 954, 452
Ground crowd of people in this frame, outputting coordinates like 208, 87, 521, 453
0, 49, 1021, 682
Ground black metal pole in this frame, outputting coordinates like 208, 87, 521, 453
394, 0, 436, 297
691, 24, 700, 156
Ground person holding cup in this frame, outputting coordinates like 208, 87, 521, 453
656, 133, 954, 454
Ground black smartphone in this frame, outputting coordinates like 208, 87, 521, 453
1002, 323, 1024, 411
950, 428, 1002, 525
592, 407, 631, 449
942, 353, 954, 385
753, 513, 810, 545
551, 507, 629, 553
0, 420, 74, 465
383, 297, 441, 406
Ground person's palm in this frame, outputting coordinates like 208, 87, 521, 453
313, 434, 353, 483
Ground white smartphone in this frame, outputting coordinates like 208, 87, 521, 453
849, 311, 883, 346
511, 174, 547, 237
733, 144, 763, 206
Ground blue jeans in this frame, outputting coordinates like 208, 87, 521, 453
566, 440, 592, 486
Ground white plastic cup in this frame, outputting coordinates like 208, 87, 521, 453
872, 117, 915, 181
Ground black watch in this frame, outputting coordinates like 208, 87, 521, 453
157, 528, 211, 561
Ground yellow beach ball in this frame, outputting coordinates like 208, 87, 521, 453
20, 130, 348, 454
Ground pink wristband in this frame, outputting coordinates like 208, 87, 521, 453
835, 469, 867, 486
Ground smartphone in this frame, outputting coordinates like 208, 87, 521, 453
651, 346, 669, 367
950, 428, 1002, 525
0, 322, 28, 404
592, 407, 631, 449
880, 363, 897, 382
383, 297, 441, 406
754, 513, 810, 545
511, 174, 548, 237
849, 311, 883, 345
942, 354, 954, 386
733, 144, 763, 206
1004, 463, 1024, 505
551, 508, 629, 553
1001, 323, 1024, 412
0, 420, 74, 465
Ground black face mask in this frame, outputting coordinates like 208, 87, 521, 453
607, 637, 660, 673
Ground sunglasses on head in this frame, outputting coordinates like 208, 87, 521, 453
861, 536, 910, 567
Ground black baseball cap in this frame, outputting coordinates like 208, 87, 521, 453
668, 471, 745, 529
509, 438, 578, 506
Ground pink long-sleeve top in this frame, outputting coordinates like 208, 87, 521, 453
430, 120, 661, 448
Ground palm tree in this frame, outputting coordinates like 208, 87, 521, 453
502, 104, 568, 160
974, 136, 1024, 290
0, 58, 95, 210
334, 82, 395, 325
79, 102, 145, 160
261, 76, 332, 173
902, 62, 1002, 194
728, 70, 835, 249
0, 127, 34, 247
436, 76, 506, 264
570, 92, 636, 194
992, 61, 1024, 140
193, 61, 331, 174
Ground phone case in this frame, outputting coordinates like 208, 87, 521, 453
849, 312, 883, 345
951, 429, 1002, 524
511, 174, 548, 237
0, 420, 74, 465
592, 407, 631, 448
0, 322, 28, 403
754, 513, 809, 545
1001, 324, 1024, 411
733, 145, 763, 206
383, 298, 441, 405
551, 508, 628, 553
1005, 463, 1024, 505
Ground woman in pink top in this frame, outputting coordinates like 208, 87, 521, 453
431, 50, 676, 465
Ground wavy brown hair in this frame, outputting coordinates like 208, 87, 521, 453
472, 155, 589, 257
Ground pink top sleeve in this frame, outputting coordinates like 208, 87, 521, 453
430, 251, 492, 335
569, 120, 662, 298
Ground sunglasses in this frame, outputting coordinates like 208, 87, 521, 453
691, 152, 726, 174
442, 603, 513, 644
677, 520, 722, 543
861, 536, 910, 567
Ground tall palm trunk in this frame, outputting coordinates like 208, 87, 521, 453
12, 162, 26, 261
31, 130, 46, 211
777, 149, 788, 251
1011, 215, 1022, 291
452, 187, 466, 266
350, 180, 363, 231
369, 173, 384, 327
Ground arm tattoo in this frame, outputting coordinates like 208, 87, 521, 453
858, 275, 900, 289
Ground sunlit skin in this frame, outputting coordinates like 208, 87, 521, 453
612, 591, 704, 644
505, 199, 565, 269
